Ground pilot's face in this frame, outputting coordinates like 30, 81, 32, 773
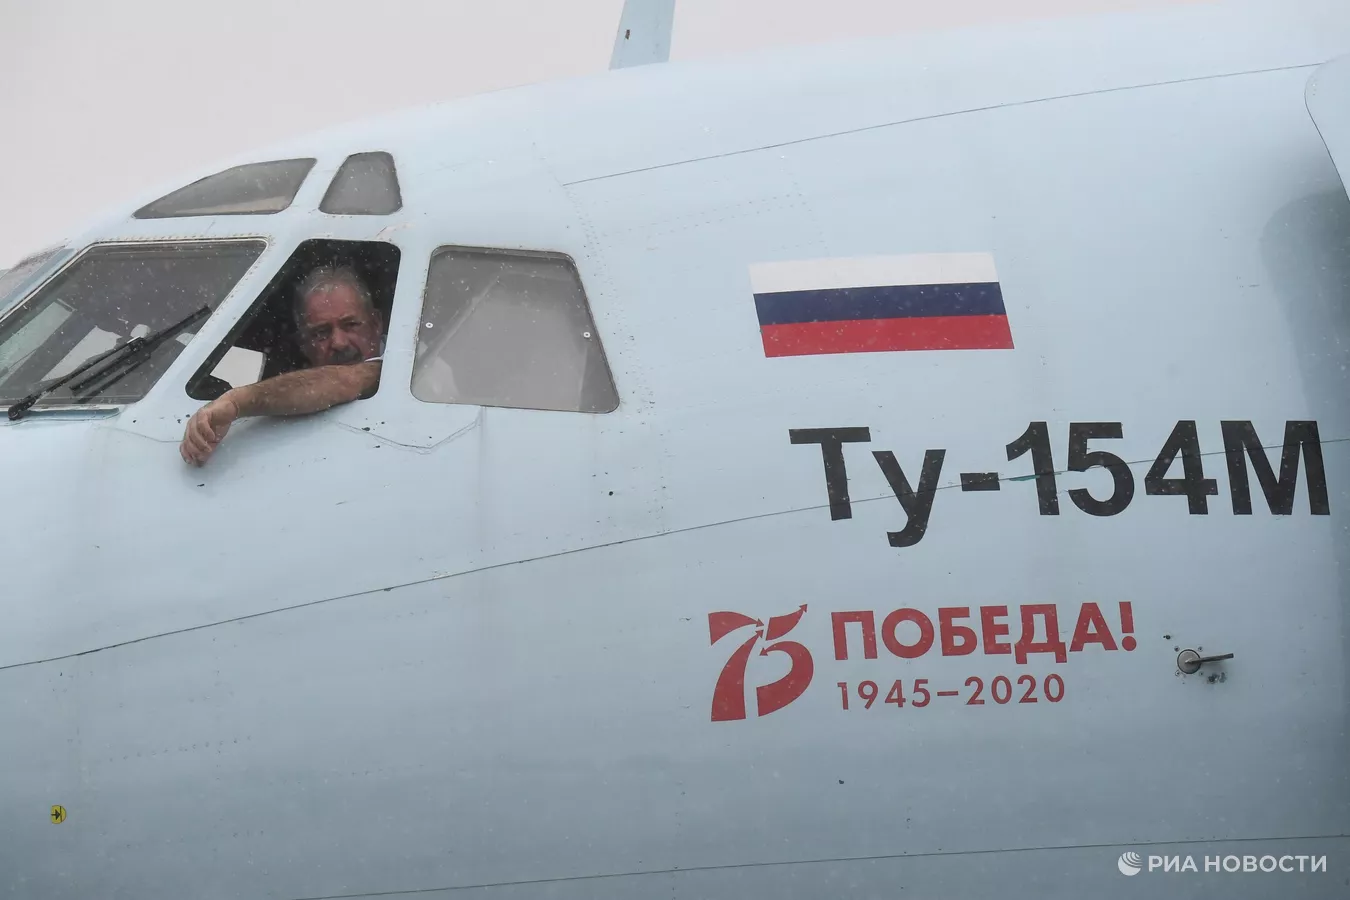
297, 284, 383, 367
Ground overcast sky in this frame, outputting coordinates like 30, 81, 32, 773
0, 0, 1200, 266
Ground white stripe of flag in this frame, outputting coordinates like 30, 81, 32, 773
749, 252, 999, 295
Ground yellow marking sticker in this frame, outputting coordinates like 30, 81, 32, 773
50, 805, 66, 824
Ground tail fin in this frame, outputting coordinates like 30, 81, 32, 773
610, 0, 676, 69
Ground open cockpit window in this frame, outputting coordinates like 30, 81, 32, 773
320, 152, 402, 215
186, 239, 398, 401
412, 247, 619, 413
0, 240, 264, 411
133, 159, 316, 219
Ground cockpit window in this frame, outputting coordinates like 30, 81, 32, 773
0, 240, 264, 410
412, 247, 619, 413
0, 245, 68, 311
133, 159, 316, 218
185, 238, 399, 401
320, 152, 402, 215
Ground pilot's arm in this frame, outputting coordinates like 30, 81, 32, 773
180, 360, 381, 466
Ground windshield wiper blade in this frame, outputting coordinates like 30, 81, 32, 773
7, 341, 131, 421
67, 305, 213, 400
7, 305, 212, 421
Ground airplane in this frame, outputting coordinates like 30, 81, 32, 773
2, 0, 1350, 896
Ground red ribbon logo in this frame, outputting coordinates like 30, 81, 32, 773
708, 605, 814, 721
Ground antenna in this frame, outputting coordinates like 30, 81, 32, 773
610, 0, 676, 69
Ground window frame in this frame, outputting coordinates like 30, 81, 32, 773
410, 244, 620, 415
0, 237, 271, 413
184, 237, 402, 401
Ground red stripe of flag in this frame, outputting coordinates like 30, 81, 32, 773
760, 314, 1014, 358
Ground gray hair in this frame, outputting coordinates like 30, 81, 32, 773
293, 265, 375, 326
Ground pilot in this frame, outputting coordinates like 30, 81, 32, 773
180, 265, 384, 467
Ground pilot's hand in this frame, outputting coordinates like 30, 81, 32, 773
180, 395, 240, 466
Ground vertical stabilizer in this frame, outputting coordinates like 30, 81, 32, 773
610, 0, 676, 69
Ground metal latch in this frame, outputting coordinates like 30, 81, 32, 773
1177, 649, 1234, 675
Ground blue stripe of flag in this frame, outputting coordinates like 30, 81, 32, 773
753, 282, 1006, 327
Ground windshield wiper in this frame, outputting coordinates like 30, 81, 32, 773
7, 305, 212, 421
66, 305, 213, 401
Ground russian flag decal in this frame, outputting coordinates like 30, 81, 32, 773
750, 252, 1014, 358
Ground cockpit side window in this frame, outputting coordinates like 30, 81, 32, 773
186, 239, 398, 401
320, 152, 402, 215
0, 240, 265, 410
133, 159, 316, 219
0, 245, 69, 312
412, 247, 619, 413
